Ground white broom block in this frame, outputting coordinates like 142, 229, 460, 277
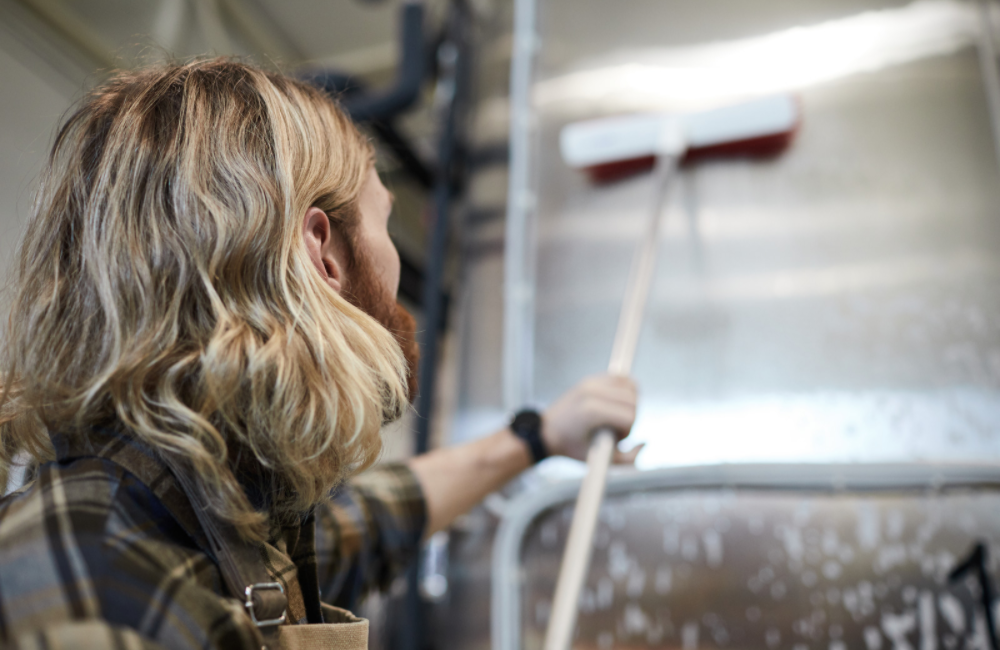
559, 94, 799, 170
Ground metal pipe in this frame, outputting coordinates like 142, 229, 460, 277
340, 1, 426, 124
398, 4, 469, 648
415, 36, 459, 461
301, 2, 433, 190
369, 120, 435, 189
502, 0, 540, 411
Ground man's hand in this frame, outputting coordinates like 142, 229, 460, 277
409, 373, 641, 536
542, 374, 641, 463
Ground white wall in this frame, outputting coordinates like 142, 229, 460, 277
0, 30, 78, 292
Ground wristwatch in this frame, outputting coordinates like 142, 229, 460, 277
509, 409, 549, 464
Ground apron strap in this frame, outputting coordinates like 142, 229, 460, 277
72, 436, 290, 637
162, 456, 289, 631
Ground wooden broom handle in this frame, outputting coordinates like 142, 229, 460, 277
543, 153, 678, 650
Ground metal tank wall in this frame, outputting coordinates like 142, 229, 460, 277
509, 0, 1000, 468
504, 466, 1000, 650
439, 0, 1000, 648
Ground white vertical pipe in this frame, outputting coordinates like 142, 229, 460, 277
503, 0, 539, 411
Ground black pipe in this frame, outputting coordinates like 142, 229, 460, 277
401, 57, 453, 647
413, 9, 470, 463
343, 1, 426, 123
468, 142, 510, 170
299, 76, 435, 188
397, 4, 472, 648
413, 86, 456, 455
396, 249, 450, 323
301, 2, 433, 189
300, 69, 364, 99
300, 1, 424, 123
303, 2, 425, 123
369, 120, 435, 189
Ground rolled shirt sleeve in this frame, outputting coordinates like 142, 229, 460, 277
314, 463, 427, 610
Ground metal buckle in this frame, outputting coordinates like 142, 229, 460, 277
244, 582, 287, 627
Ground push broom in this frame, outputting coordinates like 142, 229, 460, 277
544, 94, 801, 650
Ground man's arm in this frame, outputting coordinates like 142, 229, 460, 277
408, 374, 640, 537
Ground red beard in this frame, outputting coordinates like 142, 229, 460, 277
341, 248, 420, 404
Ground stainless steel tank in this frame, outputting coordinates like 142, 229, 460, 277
442, 0, 1000, 648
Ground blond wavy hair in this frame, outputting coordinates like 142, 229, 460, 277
0, 59, 408, 540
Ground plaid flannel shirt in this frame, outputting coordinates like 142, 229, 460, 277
0, 428, 426, 649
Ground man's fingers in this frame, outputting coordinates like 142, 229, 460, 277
596, 385, 637, 407
613, 443, 645, 465
583, 374, 637, 394
542, 373, 640, 460
579, 381, 637, 413
605, 399, 637, 424
585, 405, 636, 440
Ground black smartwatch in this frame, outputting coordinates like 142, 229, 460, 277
509, 409, 548, 464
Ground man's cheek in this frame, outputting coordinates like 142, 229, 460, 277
378, 242, 401, 295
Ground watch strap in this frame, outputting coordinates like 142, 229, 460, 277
510, 409, 548, 464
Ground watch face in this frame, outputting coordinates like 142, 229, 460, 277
513, 411, 541, 433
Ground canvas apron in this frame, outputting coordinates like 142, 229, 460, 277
274, 604, 368, 650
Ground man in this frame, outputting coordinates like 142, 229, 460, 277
0, 59, 638, 649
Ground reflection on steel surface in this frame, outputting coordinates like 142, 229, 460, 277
534, 0, 980, 115
529, 42, 1000, 471
520, 482, 1000, 649
490, 465, 1000, 650
523, 491, 1000, 649
493, 0, 1000, 474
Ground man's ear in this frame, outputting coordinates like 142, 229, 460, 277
302, 206, 346, 293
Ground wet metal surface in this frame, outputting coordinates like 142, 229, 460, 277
521, 486, 1000, 650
